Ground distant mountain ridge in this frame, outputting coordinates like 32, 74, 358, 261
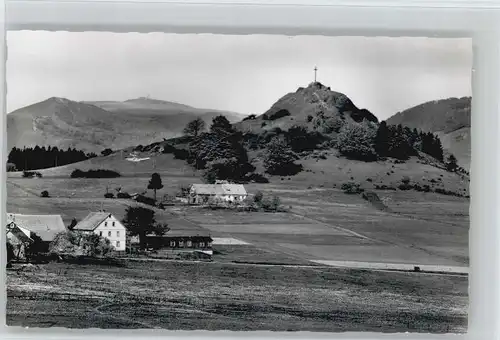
7, 96, 245, 153
386, 97, 471, 168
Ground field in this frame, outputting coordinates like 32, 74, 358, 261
6, 152, 470, 332
6, 260, 467, 332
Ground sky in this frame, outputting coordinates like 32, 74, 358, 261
6, 31, 472, 120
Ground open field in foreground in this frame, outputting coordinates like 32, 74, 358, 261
6, 260, 467, 333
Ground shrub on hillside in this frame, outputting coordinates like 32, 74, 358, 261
243, 114, 257, 121
434, 188, 463, 197
263, 109, 291, 121
336, 122, 377, 161
374, 184, 397, 191
40, 190, 50, 198
23, 171, 42, 178
285, 126, 326, 153
398, 183, 413, 191
104, 193, 114, 199
101, 148, 113, 156
173, 148, 189, 160
341, 182, 364, 194
71, 169, 121, 178
134, 194, 157, 206
117, 192, 132, 199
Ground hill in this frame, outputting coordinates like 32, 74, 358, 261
386, 97, 471, 168
7, 97, 244, 154
235, 82, 378, 134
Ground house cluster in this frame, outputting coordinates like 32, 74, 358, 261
6, 182, 249, 261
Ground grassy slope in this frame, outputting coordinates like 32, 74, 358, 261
6, 261, 467, 332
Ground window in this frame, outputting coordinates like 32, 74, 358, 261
186, 240, 192, 247
179, 240, 184, 247
208, 242, 212, 247
99, 231, 103, 237
116, 241, 120, 247
108, 231, 111, 237
117, 231, 120, 237
105, 222, 108, 227
112, 222, 115, 227
170, 240, 176, 247
199, 242, 205, 248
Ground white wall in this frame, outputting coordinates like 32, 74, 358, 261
93, 215, 127, 251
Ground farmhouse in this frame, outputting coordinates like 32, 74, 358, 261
189, 181, 248, 205
73, 212, 127, 251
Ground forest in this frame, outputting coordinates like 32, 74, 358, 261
7, 146, 97, 171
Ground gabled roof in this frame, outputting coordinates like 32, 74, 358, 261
73, 212, 113, 231
190, 183, 247, 196
7, 214, 66, 242
6, 223, 33, 244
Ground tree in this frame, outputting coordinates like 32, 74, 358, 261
80, 233, 114, 256
147, 173, 164, 201
374, 121, 390, 157
285, 125, 323, 153
122, 206, 168, 249
210, 115, 233, 134
446, 154, 458, 172
183, 118, 206, 138
263, 137, 302, 176
336, 121, 377, 161
25, 232, 47, 259
253, 191, 264, 204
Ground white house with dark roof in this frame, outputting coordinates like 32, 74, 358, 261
189, 181, 248, 205
73, 212, 126, 251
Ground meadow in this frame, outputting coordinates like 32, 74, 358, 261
6, 260, 467, 332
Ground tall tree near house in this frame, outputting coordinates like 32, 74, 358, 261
25, 232, 46, 260
147, 173, 163, 201
183, 117, 206, 138
122, 206, 169, 249
264, 137, 302, 176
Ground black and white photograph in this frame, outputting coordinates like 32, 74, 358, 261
5, 31, 471, 333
